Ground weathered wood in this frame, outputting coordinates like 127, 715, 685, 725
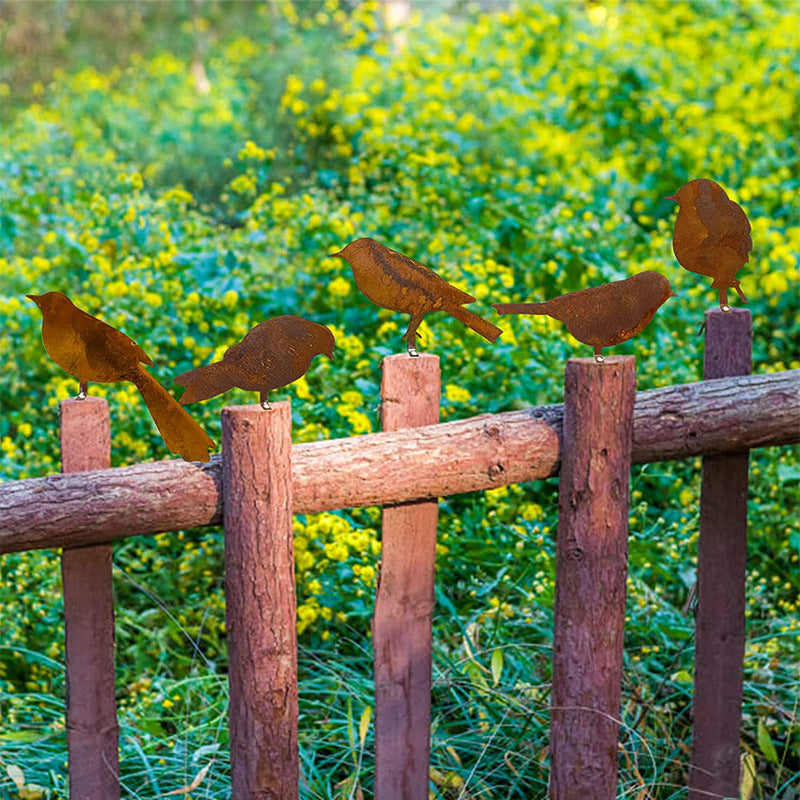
59, 397, 120, 800
222, 402, 298, 800
689, 309, 751, 799
1, 370, 798, 553
550, 356, 636, 799
373, 354, 440, 800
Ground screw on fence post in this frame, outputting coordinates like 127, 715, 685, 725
689, 308, 752, 799
373, 354, 440, 800
59, 397, 120, 800
221, 401, 298, 800
549, 356, 636, 800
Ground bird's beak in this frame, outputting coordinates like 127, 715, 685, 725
26, 294, 41, 307
328, 251, 343, 259
669, 290, 678, 297
664, 194, 677, 202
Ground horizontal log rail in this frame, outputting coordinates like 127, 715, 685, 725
1, 370, 797, 554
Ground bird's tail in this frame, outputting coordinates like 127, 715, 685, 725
492, 302, 548, 316
446, 303, 503, 342
131, 366, 215, 463
173, 361, 237, 405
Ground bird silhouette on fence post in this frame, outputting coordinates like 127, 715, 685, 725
666, 178, 752, 312
174, 315, 335, 409
330, 237, 502, 356
28, 291, 215, 463
493, 271, 676, 362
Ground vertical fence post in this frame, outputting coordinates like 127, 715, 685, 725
373, 354, 440, 800
59, 397, 120, 800
221, 401, 298, 800
689, 308, 752, 798
549, 356, 636, 799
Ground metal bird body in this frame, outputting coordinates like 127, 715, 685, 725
28, 292, 215, 462
174, 315, 335, 408
331, 237, 502, 356
493, 271, 676, 361
667, 178, 752, 310
34, 296, 153, 386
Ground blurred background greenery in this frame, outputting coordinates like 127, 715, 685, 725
1, 0, 798, 797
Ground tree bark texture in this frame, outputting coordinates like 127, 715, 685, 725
550, 356, 636, 799
59, 397, 120, 800
689, 309, 752, 799
1, 370, 797, 553
222, 402, 298, 800
373, 354, 440, 800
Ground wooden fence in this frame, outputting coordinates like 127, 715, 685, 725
1, 308, 799, 799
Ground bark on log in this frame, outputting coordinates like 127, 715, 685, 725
549, 357, 636, 799
59, 398, 120, 800
0, 371, 797, 554
689, 309, 751, 799
373, 355, 439, 800
222, 402, 298, 800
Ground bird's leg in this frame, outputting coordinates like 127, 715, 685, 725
718, 287, 730, 313
594, 346, 604, 364
260, 390, 271, 410
401, 313, 425, 357
77, 381, 88, 400
732, 279, 748, 304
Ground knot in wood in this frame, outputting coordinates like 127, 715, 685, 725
567, 547, 585, 562
487, 462, 505, 481
483, 422, 502, 439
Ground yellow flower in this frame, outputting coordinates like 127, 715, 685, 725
328, 276, 351, 297
445, 384, 471, 403
340, 390, 362, 407
230, 174, 257, 195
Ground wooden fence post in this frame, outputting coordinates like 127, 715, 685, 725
373, 354, 440, 800
549, 356, 636, 799
689, 308, 752, 798
59, 397, 119, 800
221, 402, 298, 800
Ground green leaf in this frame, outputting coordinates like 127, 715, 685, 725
757, 720, 778, 763
740, 752, 756, 800
491, 648, 504, 686
671, 669, 693, 684
359, 705, 372, 747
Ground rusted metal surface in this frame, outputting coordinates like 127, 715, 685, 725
494, 271, 676, 361
667, 179, 752, 310
331, 238, 502, 355
174, 315, 334, 408
1, 370, 798, 553
29, 292, 214, 462
222, 402, 298, 799
59, 397, 120, 800
373, 354, 440, 800
689, 308, 752, 799
550, 356, 636, 799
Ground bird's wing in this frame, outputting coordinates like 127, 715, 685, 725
221, 322, 280, 373
78, 307, 154, 366
379, 244, 477, 304
694, 188, 752, 256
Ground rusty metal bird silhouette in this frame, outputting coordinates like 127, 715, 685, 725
174, 315, 335, 409
493, 271, 676, 362
666, 178, 752, 311
329, 237, 502, 356
28, 291, 215, 462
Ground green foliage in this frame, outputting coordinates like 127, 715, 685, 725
1, 0, 799, 797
